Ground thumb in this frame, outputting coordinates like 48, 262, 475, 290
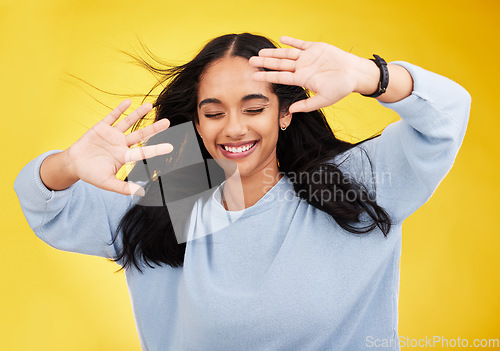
104, 178, 145, 197
289, 95, 329, 113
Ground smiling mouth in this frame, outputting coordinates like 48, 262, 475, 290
220, 141, 258, 154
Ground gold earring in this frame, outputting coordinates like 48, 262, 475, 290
280, 124, 287, 131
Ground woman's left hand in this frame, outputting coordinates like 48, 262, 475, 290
249, 36, 379, 113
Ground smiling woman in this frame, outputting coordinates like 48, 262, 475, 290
196, 56, 292, 207
14, 32, 470, 350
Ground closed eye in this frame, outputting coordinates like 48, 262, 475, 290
245, 108, 265, 114
204, 108, 265, 118
204, 112, 224, 118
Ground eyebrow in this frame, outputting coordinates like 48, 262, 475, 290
198, 93, 269, 109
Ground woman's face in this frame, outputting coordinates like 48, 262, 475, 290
196, 56, 291, 179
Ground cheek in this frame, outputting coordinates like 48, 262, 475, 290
197, 121, 220, 150
259, 114, 280, 139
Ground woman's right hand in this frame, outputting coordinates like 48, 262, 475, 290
48, 99, 173, 196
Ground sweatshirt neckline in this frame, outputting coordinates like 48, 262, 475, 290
209, 175, 295, 219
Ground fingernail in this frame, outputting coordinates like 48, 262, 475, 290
136, 187, 145, 197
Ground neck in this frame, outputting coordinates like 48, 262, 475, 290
221, 163, 282, 211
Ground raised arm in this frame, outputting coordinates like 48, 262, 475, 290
249, 35, 471, 223
358, 61, 471, 222
14, 100, 174, 259
15, 150, 134, 259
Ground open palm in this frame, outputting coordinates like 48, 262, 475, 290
249, 36, 365, 113
66, 100, 173, 196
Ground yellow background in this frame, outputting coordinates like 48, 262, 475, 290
2, 0, 499, 350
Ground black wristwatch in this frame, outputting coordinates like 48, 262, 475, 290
361, 54, 389, 98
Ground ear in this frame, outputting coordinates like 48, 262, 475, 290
279, 109, 293, 129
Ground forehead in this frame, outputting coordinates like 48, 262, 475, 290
197, 56, 275, 102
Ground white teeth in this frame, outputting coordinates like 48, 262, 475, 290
223, 142, 255, 153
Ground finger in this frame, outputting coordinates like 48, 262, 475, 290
115, 102, 153, 133
103, 178, 145, 197
252, 71, 298, 86
279, 36, 313, 50
102, 99, 132, 126
126, 118, 171, 147
125, 143, 174, 163
248, 56, 296, 72
288, 95, 331, 113
257, 48, 301, 60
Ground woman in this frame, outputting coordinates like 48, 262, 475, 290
14, 33, 470, 350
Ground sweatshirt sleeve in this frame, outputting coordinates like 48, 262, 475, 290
14, 150, 136, 262
337, 61, 471, 224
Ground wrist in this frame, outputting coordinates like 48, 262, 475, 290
353, 57, 380, 96
40, 150, 80, 191
376, 64, 413, 103
61, 148, 81, 183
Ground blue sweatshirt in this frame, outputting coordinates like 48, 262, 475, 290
14, 62, 471, 351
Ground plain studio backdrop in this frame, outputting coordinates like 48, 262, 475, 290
1, 0, 498, 350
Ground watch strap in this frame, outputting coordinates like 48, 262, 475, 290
361, 54, 389, 98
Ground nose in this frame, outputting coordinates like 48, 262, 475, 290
223, 111, 248, 139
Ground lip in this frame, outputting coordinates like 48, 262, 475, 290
218, 140, 259, 159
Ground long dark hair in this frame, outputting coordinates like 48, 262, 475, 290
110, 33, 392, 272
